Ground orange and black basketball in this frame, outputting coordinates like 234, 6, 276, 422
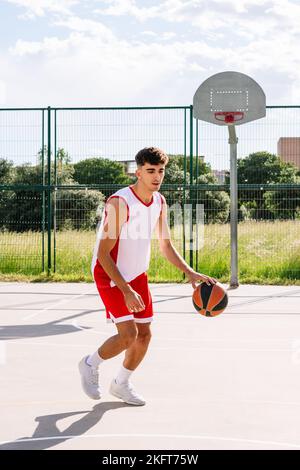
192, 282, 228, 317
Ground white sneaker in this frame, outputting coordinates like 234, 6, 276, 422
78, 355, 102, 400
109, 379, 146, 406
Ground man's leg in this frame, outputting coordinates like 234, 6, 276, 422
109, 323, 151, 406
79, 320, 137, 400
123, 322, 152, 370
99, 320, 137, 360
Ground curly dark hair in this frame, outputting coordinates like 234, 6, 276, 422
135, 147, 169, 166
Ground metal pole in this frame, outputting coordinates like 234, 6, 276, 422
189, 105, 194, 270
47, 106, 52, 275
53, 109, 57, 273
228, 125, 239, 288
41, 110, 45, 272
182, 109, 186, 279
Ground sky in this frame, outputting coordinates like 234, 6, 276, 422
0, 0, 300, 108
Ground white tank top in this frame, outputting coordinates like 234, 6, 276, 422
91, 186, 163, 287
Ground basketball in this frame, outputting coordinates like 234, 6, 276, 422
192, 282, 228, 317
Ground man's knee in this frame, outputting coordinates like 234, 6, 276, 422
118, 324, 138, 348
137, 327, 152, 344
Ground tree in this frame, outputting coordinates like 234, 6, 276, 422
0, 158, 14, 184
162, 155, 230, 224
236, 151, 299, 220
55, 189, 105, 230
73, 158, 130, 190
37, 146, 74, 184
0, 164, 45, 232
238, 151, 297, 185
190, 174, 230, 224
0, 157, 104, 232
263, 175, 300, 220
167, 154, 212, 180
162, 157, 188, 206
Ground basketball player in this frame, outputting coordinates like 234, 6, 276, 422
79, 147, 217, 405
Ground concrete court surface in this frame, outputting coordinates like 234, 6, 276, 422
0, 281, 300, 450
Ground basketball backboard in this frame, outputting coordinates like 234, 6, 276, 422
193, 71, 266, 126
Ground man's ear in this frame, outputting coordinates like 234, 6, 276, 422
135, 167, 141, 179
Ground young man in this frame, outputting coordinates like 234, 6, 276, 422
79, 147, 216, 406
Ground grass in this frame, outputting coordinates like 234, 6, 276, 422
0, 220, 300, 284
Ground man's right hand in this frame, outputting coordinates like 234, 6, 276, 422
122, 285, 145, 313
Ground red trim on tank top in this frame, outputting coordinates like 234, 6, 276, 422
129, 186, 154, 207
95, 235, 120, 288
159, 193, 164, 215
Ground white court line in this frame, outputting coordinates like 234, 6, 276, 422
22, 287, 97, 321
71, 320, 91, 331
1, 433, 300, 449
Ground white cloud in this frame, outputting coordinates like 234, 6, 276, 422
141, 31, 157, 37
10, 36, 71, 56
1, 1, 300, 106
5, 0, 78, 18
53, 16, 116, 40
94, 0, 161, 22
141, 30, 176, 40
95, 0, 300, 35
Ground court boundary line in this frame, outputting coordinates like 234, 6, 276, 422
1, 433, 300, 449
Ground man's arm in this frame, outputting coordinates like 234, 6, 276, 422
156, 195, 217, 288
97, 197, 145, 312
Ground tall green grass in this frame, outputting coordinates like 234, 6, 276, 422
0, 220, 299, 284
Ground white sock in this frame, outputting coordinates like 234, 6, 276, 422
115, 365, 133, 385
87, 350, 104, 368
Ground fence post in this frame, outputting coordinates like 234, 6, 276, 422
182, 109, 187, 279
47, 106, 52, 275
189, 105, 194, 270
53, 109, 57, 273
42, 109, 45, 272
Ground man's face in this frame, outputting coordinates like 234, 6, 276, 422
136, 163, 166, 191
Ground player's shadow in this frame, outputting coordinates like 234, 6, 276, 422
0, 310, 104, 340
0, 401, 130, 450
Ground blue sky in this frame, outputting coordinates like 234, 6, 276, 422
0, 0, 299, 107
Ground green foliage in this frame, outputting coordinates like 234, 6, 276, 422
162, 155, 230, 223
0, 154, 105, 231
0, 158, 14, 184
55, 190, 105, 230
168, 154, 212, 178
73, 157, 131, 189
190, 174, 230, 224
238, 151, 297, 184
237, 151, 299, 220
162, 157, 188, 206
263, 180, 300, 220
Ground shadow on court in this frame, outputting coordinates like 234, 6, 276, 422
0, 402, 130, 450
0, 311, 101, 340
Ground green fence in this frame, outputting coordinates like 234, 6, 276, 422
0, 106, 299, 283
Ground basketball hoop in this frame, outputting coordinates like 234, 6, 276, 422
193, 71, 266, 288
193, 71, 266, 126
214, 111, 244, 124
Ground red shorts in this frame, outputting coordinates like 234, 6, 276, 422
94, 271, 153, 324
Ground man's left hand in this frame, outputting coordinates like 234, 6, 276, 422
186, 270, 218, 289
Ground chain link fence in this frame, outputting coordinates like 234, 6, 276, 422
0, 106, 299, 283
